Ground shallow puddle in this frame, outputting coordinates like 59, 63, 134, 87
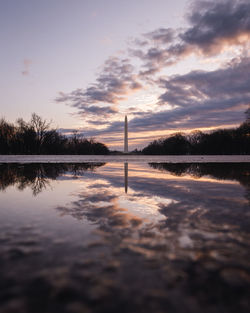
0, 163, 250, 313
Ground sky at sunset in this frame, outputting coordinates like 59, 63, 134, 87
1, 0, 250, 150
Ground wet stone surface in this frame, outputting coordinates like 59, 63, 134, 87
0, 163, 250, 313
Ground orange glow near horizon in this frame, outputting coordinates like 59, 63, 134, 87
96, 123, 240, 149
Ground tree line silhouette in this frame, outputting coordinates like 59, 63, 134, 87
0, 113, 109, 155
1, 111, 250, 155
143, 111, 250, 155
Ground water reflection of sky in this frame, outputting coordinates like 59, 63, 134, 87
0, 162, 250, 313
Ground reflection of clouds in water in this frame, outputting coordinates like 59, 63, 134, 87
53, 164, 250, 313
75, 174, 168, 221
0, 163, 250, 312
85, 165, 248, 231
55, 163, 250, 264
57, 188, 144, 231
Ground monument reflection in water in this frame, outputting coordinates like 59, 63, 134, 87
0, 162, 249, 313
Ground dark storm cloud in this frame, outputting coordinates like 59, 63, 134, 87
56, 57, 142, 119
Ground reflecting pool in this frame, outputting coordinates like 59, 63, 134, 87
0, 163, 250, 313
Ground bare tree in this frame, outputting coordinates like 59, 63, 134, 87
30, 113, 51, 153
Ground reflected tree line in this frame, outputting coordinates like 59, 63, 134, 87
0, 114, 109, 155
0, 163, 104, 195
150, 162, 250, 202
1, 162, 250, 197
143, 111, 250, 155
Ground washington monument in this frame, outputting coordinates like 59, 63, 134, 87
124, 115, 128, 153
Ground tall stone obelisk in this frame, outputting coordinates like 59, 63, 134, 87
124, 115, 128, 153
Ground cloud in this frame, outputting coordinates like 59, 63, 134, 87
158, 56, 250, 104
129, 57, 250, 131
58, 0, 250, 108
130, 0, 250, 77
129, 32, 193, 78
56, 57, 142, 121
144, 28, 175, 45
79, 105, 118, 116
81, 57, 250, 138
21, 58, 32, 76
56, 0, 250, 147
181, 0, 250, 54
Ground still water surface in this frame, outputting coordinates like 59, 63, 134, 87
0, 163, 250, 313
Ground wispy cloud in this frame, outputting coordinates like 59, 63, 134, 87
56, 57, 142, 123
144, 28, 175, 45
21, 58, 32, 76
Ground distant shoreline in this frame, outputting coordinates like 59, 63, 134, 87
1, 155, 250, 163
